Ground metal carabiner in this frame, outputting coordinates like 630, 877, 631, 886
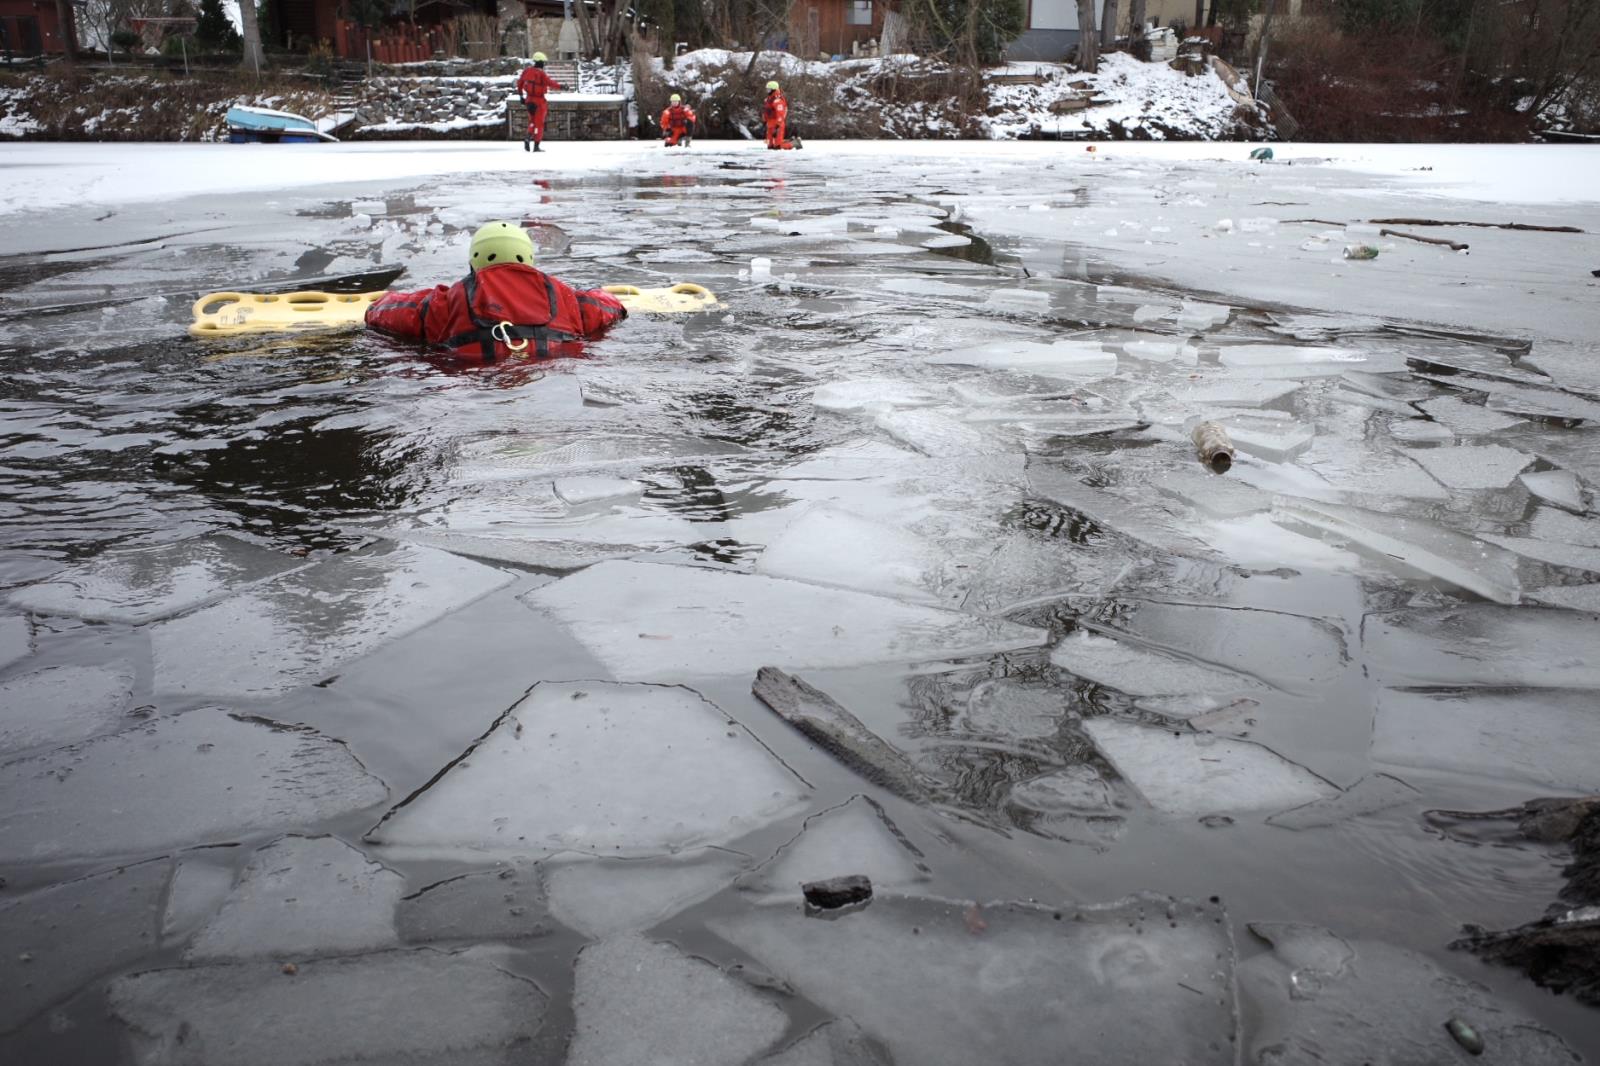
491, 320, 530, 355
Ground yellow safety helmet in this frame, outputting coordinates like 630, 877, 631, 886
468, 221, 534, 271
670, 93, 682, 103
766, 80, 779, 91
532, 51, 547, 62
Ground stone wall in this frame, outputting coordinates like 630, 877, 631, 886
504, 97, 627, 141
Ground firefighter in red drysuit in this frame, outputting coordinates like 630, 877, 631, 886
762, 80, 796, 150
516, 52, 563, 152
660, 93, 696, 147
364, 221, 626, 363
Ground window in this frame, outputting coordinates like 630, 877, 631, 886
847, 0, 872, 26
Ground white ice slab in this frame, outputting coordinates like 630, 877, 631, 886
1483, 534, 1600, 574
1216, 411, 1315, 462
1387, 418, 1454, 443
567, 935, 789, 1066
1416, 396, 1524, 435
553, 475, 644, 505
0, 708, 387, 864
1520, 469, 1586, 513
162, 853, 237, 944
1374, 689, 1600, 790
1051, 631, 1266, 697
1240, 923, 1579, 1066
712, 894, 1236, 1066
965, 678, 1067, 740
760, 1019, 889, 1066
153, 542, 511, 699
0, 859, 169, 1032
1122, 339, 1197, 364
1218, 344, 1366, 371
1177, 300, 1231, 329
546, 849, 747, 939
756, 506, 964, 606
1364, 606, 1600, 688
1530, 584, 1600, 611
109, 946, 544, 1066
1404, 443, 1532, 490
1087, 718, 1335, 815
0, 661, 134, 756
521, 561, 1048, 681
1170, 378, 1303, 408
7, 534, 303, 624
452, 432, 740, 483
1272, 498, 1522, 604
187, 836, 402, 960
874, 408, 1012, 457
812, 379, 945, 413
1009, 765, 1117, 813
1, 614, 32, 671
1532, 506, 1600, 547
928, 340, 1117, 380
1265, 774, 1420, 830
748, 796, 927, 899
368, 681, 809, 860
398, 864, 545, 942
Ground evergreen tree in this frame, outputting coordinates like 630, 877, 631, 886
196, 0, 242, 51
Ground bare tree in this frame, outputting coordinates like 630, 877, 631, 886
79, 0, 163, 57
1129, 0, 1146, 41
239, 0, 264, 73
1076, 0, 1098, 70
1101, 0, 1119, 47
54, 0, 79, 63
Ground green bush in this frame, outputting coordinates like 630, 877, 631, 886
196, 0, 242, 51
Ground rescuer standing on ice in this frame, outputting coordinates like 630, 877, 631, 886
762, 80, 800, 150
660, 93, 697, 147
516, 52, 563, 152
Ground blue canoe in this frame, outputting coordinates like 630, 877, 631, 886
226, 105, 339, 144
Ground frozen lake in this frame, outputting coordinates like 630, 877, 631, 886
2, 139, 1600, 1063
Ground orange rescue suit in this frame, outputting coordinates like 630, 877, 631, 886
660, 101, 696, 146
762, 89, 793, 149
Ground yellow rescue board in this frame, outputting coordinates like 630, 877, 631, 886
191, 283, 718, 338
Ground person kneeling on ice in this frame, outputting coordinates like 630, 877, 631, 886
365, 221, 626, 362
660, 93, 696, 147
762, 81, 799, 150
516, 52, 563, 152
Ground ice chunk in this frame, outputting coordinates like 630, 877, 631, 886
1363, 606, 1600, 688
1009, 764, 1115, 813
756, 506, 964, 606
187, 837, 402, 960
1405, 443, 1532, 490
567, 935, 788, 1066
1215, 411, 1315, 462
1342, 370, 1430, 404
7, 534, 302, 624
399, 864, 546, 942
1482, 534, 1600, 574
547, 849, 746, 939
965, 678, 1067, 740
760, 1019, 891, 1066
1387, 417, 1454, 443
927, 340, 1117, 380
1374, 689, 1600, 790
1240, 923, 1580, 1066
1531, 506, 1600, 548
0, 614, 31, 671
1486, 380, 1600, 424
162, 853, 237, 944
1272, 498, 1522, 604
374, 527, 651, 571
1266, 774, 1420, 830
1177, 300, 1230, 329
0, 661, 134, 756
1025, 466, 1218, 557
713, 893, 1235, 1066
1169, 378, 1302, 408
1530, 584, 1600, 611
1051, 631, 1266, 698
153, 542, 511, 699
109, 946, 545, 1066
0, 859, 168, 1032
1153, 468, 1274, 520
553, 475, 643, 505
0, 708, 387, 864
1086, 718, 1336, 815
452, 432, 740, 483
874, 409, 1011, 457
1121, 339, 1197, 364
984, 288, 1052, 314
521, 561, 1048, 681
1218, 344, 1366, 372
1520, 469, 1586, 513
812, 379, 945, 413
748, 796, 928, 898
1300, 443, 1448, 502
368, 681, 808, 860
1417, 396, 1524, 435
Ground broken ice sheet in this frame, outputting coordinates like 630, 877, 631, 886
553, 475, 644, 505
1266, 774, 1420, 830
152, 541, 511, 699
1009, 764, 1117, 813
0, 661, 134, 756
1404, 443, 1533, 490
6, 534, 302, 624
368, 681, 809, 860
0, 708, 387, 865
1531, 506, 1600, 548
1213, 411, 1315, 463
109, 946, 544, 1066
1363, 606, 1600, 688
1051, 630, 1267, 698
162, 851, 237, 945
521, 560, 1047, 681
1086, 717, 1336, 815
1271, 497, 1522, 604
568, 935, 788, 1066
186, 836, 402, 960
546, 849, 746, 940
1121, 339, 1197, 364
1239, 923, 1580, 1066
0, 614, 32, 671
1530, 584, 1600, 612
0, 858, 168, 1033
874, 408, 1012, 457
1218, 344, 1368, 374
450, 432, 741, 483
964, 678, 1067, 740
1387, 417, 1454, 443
759, 1018, 891, 1066
1519, 469, 1586, 513
755, 506, 966, 607
1374, 689, 1600, 791
927, 339, 1118, 380
745, 795, 928, 900
712, 893, 1235, 1066
811, 378, 945, 413
399, 863, 546, 943
1417, 395, 1525, 436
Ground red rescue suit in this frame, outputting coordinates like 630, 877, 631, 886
660, 102, 696, 147
762, 89, 793, 150
364, 262, 626, 363
516, 65, 563, 145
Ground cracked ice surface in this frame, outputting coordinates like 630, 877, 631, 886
0, 709, 387, 864
0, 661, 134, 756
745, 795, 929, 899
1363, 606, 1600, 688
1374, 689, 1600, 791
109, 946, 545, 1066
522, 560, 1048, 681
368, 681, 809, 860
152, 542, 512, 699
546, 849, 747, 939
713, 894, 1236, 1066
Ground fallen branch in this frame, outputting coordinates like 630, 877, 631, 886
1283, 218, 1347, 227
1380, 228, 1469, 252
1369, 218, 1583, 234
